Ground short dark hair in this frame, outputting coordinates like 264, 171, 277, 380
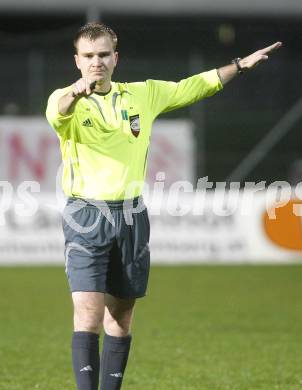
74, 22, 118, 52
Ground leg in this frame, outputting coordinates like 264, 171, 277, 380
103, 293, 135, 337
72, 291, 105, 390
73, 291, 105, 333
63, 198, 117, 389
100, 294, 135, 390
99, 203, 149, 389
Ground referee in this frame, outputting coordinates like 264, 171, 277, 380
46, 22, 281, 390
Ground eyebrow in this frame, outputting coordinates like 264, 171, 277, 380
81, 51, 112, 56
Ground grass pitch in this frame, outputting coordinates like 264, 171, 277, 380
0, 264, 301, 389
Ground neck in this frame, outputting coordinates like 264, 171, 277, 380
94, 80, 111, 94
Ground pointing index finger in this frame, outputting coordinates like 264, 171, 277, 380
90, 81, 97, 90
85, 79, 93, 95
262, 41, 283, 55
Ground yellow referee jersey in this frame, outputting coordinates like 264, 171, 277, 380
46, 69, 223, 200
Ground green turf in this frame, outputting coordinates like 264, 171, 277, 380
0, 264, 302, 389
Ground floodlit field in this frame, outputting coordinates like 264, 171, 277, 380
0, 264, 301, 390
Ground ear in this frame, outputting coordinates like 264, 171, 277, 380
74, 54, 80, 70
114, 51, 119, 67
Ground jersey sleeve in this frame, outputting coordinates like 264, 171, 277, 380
146, 69, 223, 119
45, 87, 73, 136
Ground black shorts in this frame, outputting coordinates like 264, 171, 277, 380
62, 196, 150, 299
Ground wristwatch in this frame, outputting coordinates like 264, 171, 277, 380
232, 57, 244, 74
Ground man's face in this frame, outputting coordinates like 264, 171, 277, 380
74, 35, 118, 83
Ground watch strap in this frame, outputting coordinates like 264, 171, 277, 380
232, 57, 244, 74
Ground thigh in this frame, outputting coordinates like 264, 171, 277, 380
72, 291, 105, 332
72, 291, 105, 313
107, 208, 150, 299
63, 201, 114, 293
65, 241, 110, 293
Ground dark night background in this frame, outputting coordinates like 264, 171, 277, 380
0, 12, 301, 183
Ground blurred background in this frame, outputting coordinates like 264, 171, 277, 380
0, 0, 302, 264
1, 4, 302, 390
1, 0, 302, 182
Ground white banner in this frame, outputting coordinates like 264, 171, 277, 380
0, 117, 195, 191
1, 117, 301, 265
0, 191, 302, 265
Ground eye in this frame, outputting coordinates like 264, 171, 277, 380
99, 52, 110, 58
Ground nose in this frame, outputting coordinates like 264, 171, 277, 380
92, 55, 102, 66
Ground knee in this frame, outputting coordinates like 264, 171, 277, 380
103, 308, 133, 337
73, 301, 103, 333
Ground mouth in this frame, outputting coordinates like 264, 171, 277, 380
91, 69, 106, 74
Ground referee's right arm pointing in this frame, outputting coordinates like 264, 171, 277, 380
58, 78, 95, 115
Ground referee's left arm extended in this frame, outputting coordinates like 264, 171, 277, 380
217, 41, 282, 85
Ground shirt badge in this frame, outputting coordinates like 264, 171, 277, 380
129, 114, 140, 137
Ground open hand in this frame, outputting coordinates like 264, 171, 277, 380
240, 42, 282, 70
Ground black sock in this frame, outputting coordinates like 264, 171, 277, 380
100, 333, 132, 390
72, 331, 100, 390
